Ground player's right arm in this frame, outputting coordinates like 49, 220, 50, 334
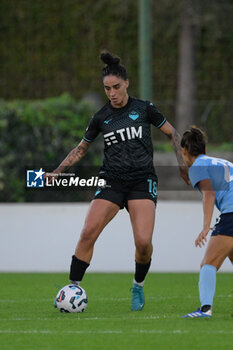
45, 112, 100, 183
195, 178, 215, 248
45, 139, 90, 183
146, 102, 190, 185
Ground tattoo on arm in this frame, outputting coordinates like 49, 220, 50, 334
170, 128, 186, 168
54, 142, 89, 174
160, 123, 190, 184
68, 144, 88, 163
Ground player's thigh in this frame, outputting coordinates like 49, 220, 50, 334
128, 199, 156, 245
82, 199, 120, 238
201, 235, 233, 270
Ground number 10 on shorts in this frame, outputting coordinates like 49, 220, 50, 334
147, 179, 157, 198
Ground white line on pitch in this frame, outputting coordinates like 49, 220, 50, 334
0, 315, 166, 322
0, 329, 232, 335
0, 330, 122, 334
0, 295, 231, 303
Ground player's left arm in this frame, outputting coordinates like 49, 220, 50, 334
195, 179, 215, 248
159, 121, 190, 185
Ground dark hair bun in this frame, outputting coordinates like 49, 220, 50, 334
100, 52, 120, 66
190, 127, 206, 142
181, 126, 207, 156
100, 51, 127, 80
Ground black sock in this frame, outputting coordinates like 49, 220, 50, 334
201, 305, 211, 312
69, 255, 89, 283
134, 259, 151, 283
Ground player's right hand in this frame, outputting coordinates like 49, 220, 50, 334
195, 228, 210, 248
44, 172, 59, 185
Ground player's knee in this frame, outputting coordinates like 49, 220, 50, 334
228, 250, 233, 263
200, 259, 220, 271
79, 225, 99, 247
136, 240, 152, 257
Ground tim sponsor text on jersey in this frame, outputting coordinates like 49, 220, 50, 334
104, 125, 142, 146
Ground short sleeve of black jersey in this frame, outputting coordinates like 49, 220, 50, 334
146, 101, 166, 128
83, 114, 100, 143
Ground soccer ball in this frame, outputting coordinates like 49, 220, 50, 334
54, 284, 88, 313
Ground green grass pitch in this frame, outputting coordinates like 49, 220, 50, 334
0, 273, 232, 350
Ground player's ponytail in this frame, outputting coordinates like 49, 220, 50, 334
100, 51, 128, 80
181, 126, 207, 156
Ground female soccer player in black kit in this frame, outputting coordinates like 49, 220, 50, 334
47, 52, 189, 311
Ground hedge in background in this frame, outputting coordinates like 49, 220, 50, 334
0, 0, 232, 102
0, 94, 101, 202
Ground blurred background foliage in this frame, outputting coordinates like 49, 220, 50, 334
0, 94, 100, 201
0, 0, 232, 201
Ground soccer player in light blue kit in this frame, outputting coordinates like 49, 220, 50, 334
181, 127, 233, 318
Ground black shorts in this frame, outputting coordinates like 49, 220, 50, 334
93, 177, 158, 209
211, 212, 233, 237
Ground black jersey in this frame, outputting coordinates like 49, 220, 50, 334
83, 96, 166, 181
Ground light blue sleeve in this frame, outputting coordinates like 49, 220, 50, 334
189, 164, 210, 190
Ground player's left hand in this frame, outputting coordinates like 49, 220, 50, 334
179, 166, 190, 185
195, 228, 211, 248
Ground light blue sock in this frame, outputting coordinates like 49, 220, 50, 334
198, 264, 217, 307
